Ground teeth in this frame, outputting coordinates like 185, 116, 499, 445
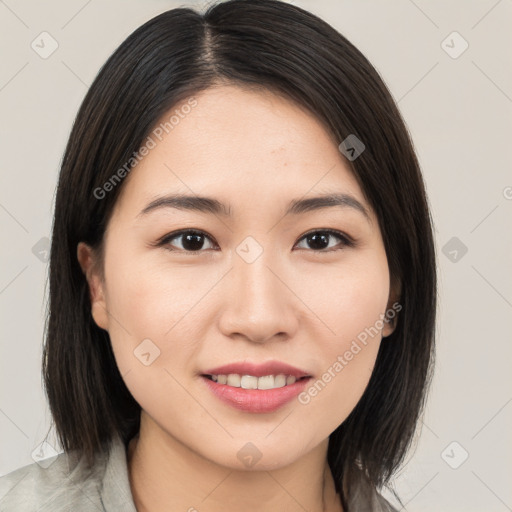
286, 375, 296, 386
209, 373, 299, 390
228, 374, 241, 387
241, 375, 258, 389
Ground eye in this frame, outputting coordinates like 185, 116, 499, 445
157, 228, 354, 254
294, 229, 354, 252
158, 229, 217, 253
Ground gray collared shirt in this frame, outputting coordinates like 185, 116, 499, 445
0, 435, 398, 511
0, 435, 136, 512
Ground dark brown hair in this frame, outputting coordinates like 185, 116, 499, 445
43, 1, 436, 509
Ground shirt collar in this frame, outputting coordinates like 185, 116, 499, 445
99, 434, 138, 512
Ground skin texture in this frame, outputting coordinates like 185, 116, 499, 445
77, 85, 399, 512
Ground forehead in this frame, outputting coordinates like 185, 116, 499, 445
113, 85, 368, 218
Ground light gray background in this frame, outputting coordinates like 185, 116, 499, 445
1, 1, 511, 510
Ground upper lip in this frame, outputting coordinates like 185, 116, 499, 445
202, 361, 312, 379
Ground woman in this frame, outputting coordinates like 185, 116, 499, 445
0, 0, 436, 510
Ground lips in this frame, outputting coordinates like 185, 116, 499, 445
201, 373, 312, 413
201, 360, 312, 379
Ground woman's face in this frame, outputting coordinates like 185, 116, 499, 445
79, 85, 398, 470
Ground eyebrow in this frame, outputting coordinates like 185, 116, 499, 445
138, 192, 371, 223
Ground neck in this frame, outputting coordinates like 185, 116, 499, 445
127, 413, 343, 512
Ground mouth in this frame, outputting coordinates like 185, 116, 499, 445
201, 373, 310, 390
200, 373, 313, 413
198, 361, 313, 413
201, 360, 312, 381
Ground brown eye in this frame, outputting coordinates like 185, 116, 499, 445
160, 230, 216, 252
295, 229, 354, 252
157, 228, 354, 254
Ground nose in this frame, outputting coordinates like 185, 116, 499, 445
218, 249, 299, 344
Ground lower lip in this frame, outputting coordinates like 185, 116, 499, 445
201, 376, 312, 413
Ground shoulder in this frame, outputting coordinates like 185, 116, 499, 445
373, 492, 400, 512
348, 474, 400, 512
0, 437, 125, 512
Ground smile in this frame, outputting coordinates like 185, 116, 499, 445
201, 374, 312, 413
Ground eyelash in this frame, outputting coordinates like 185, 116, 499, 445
155, 228, 355, 254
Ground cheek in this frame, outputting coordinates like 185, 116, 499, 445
296, 252, 389, 423
102, 262, 202, 422
104, 242, 206, 340
100, 246, 193, 375
298, 247, 390, 342
101, 245, 224, 409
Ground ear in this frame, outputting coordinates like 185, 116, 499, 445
382, 276, 402, 338
77, 242, 109, 331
